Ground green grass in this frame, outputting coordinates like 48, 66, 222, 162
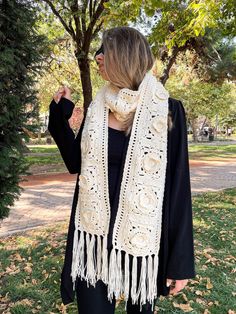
188, 144, 236, 160
24, 146, 63, 170
28, 145, 59, 154
0, 188, 235, 313
23, 144, 236, 173
25, 155, 63, 166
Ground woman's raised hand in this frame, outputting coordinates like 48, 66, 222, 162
53, 86, 72, 103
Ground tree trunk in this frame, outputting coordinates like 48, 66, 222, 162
78, 58, 92, 116
19, 138, 30, 153
190, 118, 198, 142
160, 46, 180, 86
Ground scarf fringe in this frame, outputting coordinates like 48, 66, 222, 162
71, 230, 158, 311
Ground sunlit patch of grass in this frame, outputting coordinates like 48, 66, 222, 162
188, 144, 236, 160
28, 145, 58, 154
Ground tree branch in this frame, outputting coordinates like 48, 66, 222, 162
42, 0, 76, 41
92, 20, 103, 40
82, 0, 89, 34
160, 43, 187, 85
83, 0, 107, 53
89, 0, 107, 31
70, 1, 83, 48
89, 0, 93, 19
93, 0, 98, 15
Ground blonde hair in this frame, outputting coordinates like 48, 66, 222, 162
102, 26, 172, 134
102, 26, 154, 91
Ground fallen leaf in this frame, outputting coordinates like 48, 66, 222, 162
14, 299, 33, 307
32, 278, 37, 285
206, 278, 213, 289
196, 298, 206, 305
13, 253, 23, 261
56, 303, 68, 314
173, 302, 193, 312
24, 265, 32, 274
5, 264, 20, 276
182, 293, 188, 302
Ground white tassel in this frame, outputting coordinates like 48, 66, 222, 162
107, 248, 117, 301
96, 235, 102, 279
152, 254, 159, 298
72, 229, 159, 311
138, 256, 147, 311
115, 249, 122, 299
101, 236, 108, 284
85, 233, 96, 286
124, 252, 130, 302
147, 255, 153, 302
77, 231, 85, 279
131, 255, 137, 304
71, 227, 79, 289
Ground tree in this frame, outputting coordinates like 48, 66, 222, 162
194, 30, 236, 84
89, 0, 236, 85
36, 18, 104, 115
165, 56, 235, 141
38, 0, 235, 122
0, 0, 48, 219
39, 0, 111, 113
148, 0, 235, 84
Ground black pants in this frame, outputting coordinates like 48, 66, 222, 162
76, 278, 154, 314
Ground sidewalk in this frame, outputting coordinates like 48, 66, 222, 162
0, 159, 235, 237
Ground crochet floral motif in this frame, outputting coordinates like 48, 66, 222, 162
71, 72, 169, 311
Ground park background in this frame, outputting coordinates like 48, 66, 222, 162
0, 0, 235, 313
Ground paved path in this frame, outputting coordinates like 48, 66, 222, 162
0, 159, 235, 237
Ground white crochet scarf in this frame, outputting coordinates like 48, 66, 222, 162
71, 72, 169, 311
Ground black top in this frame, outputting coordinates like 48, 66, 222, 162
48, 97, 196, 305
107, 127, 129, 250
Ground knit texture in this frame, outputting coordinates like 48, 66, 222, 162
71, 72, 169, 311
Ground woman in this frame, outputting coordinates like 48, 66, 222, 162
48, 26, 195, 314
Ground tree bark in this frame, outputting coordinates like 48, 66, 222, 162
78, 57, 93, 115
190, 118, 198, 142
160, 45, 180, 86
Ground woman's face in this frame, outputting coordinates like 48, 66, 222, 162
95, 44, 109, 81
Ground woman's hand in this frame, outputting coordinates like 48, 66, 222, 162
166, 278, 189, 295
53, 86, 72, 103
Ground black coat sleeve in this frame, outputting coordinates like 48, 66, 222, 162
166, 100, 196, 279
48, 97, 84, 174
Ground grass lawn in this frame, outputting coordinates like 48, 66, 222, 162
0, 188, 235, 313
26, 155, 63, 167
24, 143, 236, 174
188, 144, 236, 160
28, 145, 59, 154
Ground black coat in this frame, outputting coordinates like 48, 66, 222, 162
48, 96, 196, 305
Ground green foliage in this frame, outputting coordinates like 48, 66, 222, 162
35, 13, 105, 113
146, 0, 235, 50
0, 0, 48, 219
165, 53, 236, 125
